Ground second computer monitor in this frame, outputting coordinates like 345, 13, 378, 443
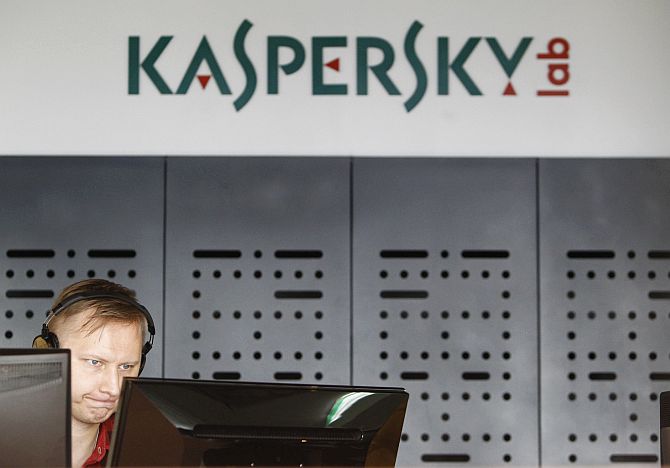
0, 348, 71, 467
109, 378, 408, 467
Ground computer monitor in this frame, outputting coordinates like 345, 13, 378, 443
0, 348, 71, 467
109, 378, 408, 467
661, 391, 670, 466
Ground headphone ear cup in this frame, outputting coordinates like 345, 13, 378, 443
138, 353, 146, 376
137, 341, 152, 376
32, 335, 50, 349
32, 332, 59, 349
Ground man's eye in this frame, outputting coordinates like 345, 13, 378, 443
88, 359, 101, 366
120, 364, 134, 371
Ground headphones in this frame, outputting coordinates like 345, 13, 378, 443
32, 291, 155, 375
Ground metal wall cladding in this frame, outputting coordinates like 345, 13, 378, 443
2, 156, 670, 466
540, 160, 670, 466
352, 159, 538, 466
164, 158, 351, 385
0, 157, 164, 377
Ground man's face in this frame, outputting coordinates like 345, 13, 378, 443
58, 312, 143, 427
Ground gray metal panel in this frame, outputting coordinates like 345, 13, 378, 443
0, 157, 164, 377
540, 159, 670, 465
353, 159, 538, 466
165, 157, 350, 384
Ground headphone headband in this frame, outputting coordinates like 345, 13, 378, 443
45, 291, 156, 337
34, 290, 155, 374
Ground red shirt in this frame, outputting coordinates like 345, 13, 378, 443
83, 416, 115, 467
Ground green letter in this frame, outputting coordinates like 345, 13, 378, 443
128, 36, 173, 94
312, 37, 347, 95
486, 37, 533, 78
356, 37, 400, 95
437, 37, 482, 95
403, 21, 426, 112
267, 36, 305, 94
233, 19, 256, 111
176, 36, 231, 95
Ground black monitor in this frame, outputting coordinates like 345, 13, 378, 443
109, 378, 408, 467
0, 348, 71, 467
661, 391, 670, 466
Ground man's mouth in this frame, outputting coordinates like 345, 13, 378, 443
87, 398, 117, 409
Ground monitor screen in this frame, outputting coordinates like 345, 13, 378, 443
109, 378, 408, 467
0, 348, 71, 467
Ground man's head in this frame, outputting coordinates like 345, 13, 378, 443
35, 279, 154, 427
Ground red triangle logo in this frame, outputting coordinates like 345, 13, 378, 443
503, 82, 516, 96
197, 75, 211, 89
325, 58, 340, 72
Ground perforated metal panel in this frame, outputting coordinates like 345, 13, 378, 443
0, 157, 165, 377
3, 155, 670, 466
352, 159, 538, 466
540, 159, 670, 465
164, 157, 350, 384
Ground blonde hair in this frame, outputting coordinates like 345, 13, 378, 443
49, 279, 148, 341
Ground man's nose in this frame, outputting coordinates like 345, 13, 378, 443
100, 367, 122, 398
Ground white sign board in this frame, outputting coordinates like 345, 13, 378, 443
0, 0, 668, 156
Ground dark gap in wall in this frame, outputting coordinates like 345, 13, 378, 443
6, 289, 54, 298
88, 249, 136, 258
380, 250, 428, 258
380, 290, 429, 299
610, 454, 657, 463
421, 454, 470, 463
275, 250, 323, 259
461, 250, 509, 259
6, 249, 55, 258
213, 372, 241, 380
193, 250, 242, 258
161, 156, 167, 379
349, 157, 354, 386
274, 372, 302, 380
462, 372, 490, 381
535, 158, 542, 467
274, 290, 323, 299
401, 371, 429, 380
588, 372, 616, 381
566, 250, 615, 259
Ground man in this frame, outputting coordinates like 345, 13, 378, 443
33, 279, 154, 467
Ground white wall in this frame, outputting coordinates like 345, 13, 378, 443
0, 0, 668, 156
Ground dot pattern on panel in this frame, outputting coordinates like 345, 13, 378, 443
369, 248, 530, 466
1, 248, 140, 346
555, 249, 669, 465
187, 249, 329, 383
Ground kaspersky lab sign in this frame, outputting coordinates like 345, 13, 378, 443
128, 20, 570, 112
